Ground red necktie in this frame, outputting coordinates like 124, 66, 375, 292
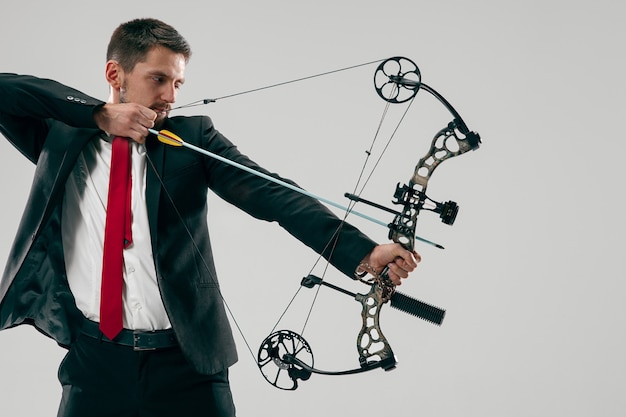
100, 137, 133, 340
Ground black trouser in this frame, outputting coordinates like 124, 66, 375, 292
57, 332, 236, 417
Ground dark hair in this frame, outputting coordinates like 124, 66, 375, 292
107, 18, 192, 71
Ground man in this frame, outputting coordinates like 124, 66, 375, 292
0, 18, 419, 416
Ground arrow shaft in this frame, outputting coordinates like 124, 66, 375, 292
148, 128, 441, 248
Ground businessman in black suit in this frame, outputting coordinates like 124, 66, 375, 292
0, 18, 419, 416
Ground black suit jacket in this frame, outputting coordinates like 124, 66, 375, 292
0, 74, 377, 374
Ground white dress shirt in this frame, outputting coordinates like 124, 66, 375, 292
62, 135, 171, 331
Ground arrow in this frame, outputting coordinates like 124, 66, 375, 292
148, 128, 443, 249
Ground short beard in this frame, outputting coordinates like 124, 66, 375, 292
119, 83, 166, 129
119, 84, 128, 104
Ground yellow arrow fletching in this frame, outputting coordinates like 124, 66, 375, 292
156, 129, 184, 147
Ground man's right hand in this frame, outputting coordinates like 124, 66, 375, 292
93, 103, 156, 144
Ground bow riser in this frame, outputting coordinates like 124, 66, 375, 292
388, 119, 481, 252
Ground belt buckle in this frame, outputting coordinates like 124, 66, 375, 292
133, 332, 156, 351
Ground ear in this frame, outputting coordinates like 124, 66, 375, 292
104, 60, 124, 90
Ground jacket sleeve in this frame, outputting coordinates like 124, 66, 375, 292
0, 73, 104, 163
194, 116, 378, 278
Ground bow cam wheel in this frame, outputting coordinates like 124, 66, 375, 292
257, 330, 314, 390
374, 56, 421, 103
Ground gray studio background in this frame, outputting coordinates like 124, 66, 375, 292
0, 0, 624, 416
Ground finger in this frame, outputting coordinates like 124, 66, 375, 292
394, 251, 417, 271
385, 267, 403, 286
137, 113, 155, 130
141, 107, 157, 121
387, 261, 409, 279
127, 125, 148, 144
394, 256, 414, 273
142, 110, 157, 126
391, 244, 417, 267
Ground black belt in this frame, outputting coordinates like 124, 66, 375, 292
81, 319, 178, 351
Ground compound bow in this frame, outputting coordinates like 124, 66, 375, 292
153, 56, 480, 391
254, 56, 481, 390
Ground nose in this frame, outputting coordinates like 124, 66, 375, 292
161, 82, 177, 103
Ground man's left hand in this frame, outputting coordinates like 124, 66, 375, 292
358, 243, 421, 286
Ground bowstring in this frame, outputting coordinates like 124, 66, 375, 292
168, 57, 390, 345
278, 83, 415, 350
144, 153, 259, 364
225, 59, 398, 340
355, 92, 418, 196
171, 59, 386, 110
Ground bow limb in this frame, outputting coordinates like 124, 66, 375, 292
256, 283, 396, 391
256, 328, 395, 391
255, 272, 447, 390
